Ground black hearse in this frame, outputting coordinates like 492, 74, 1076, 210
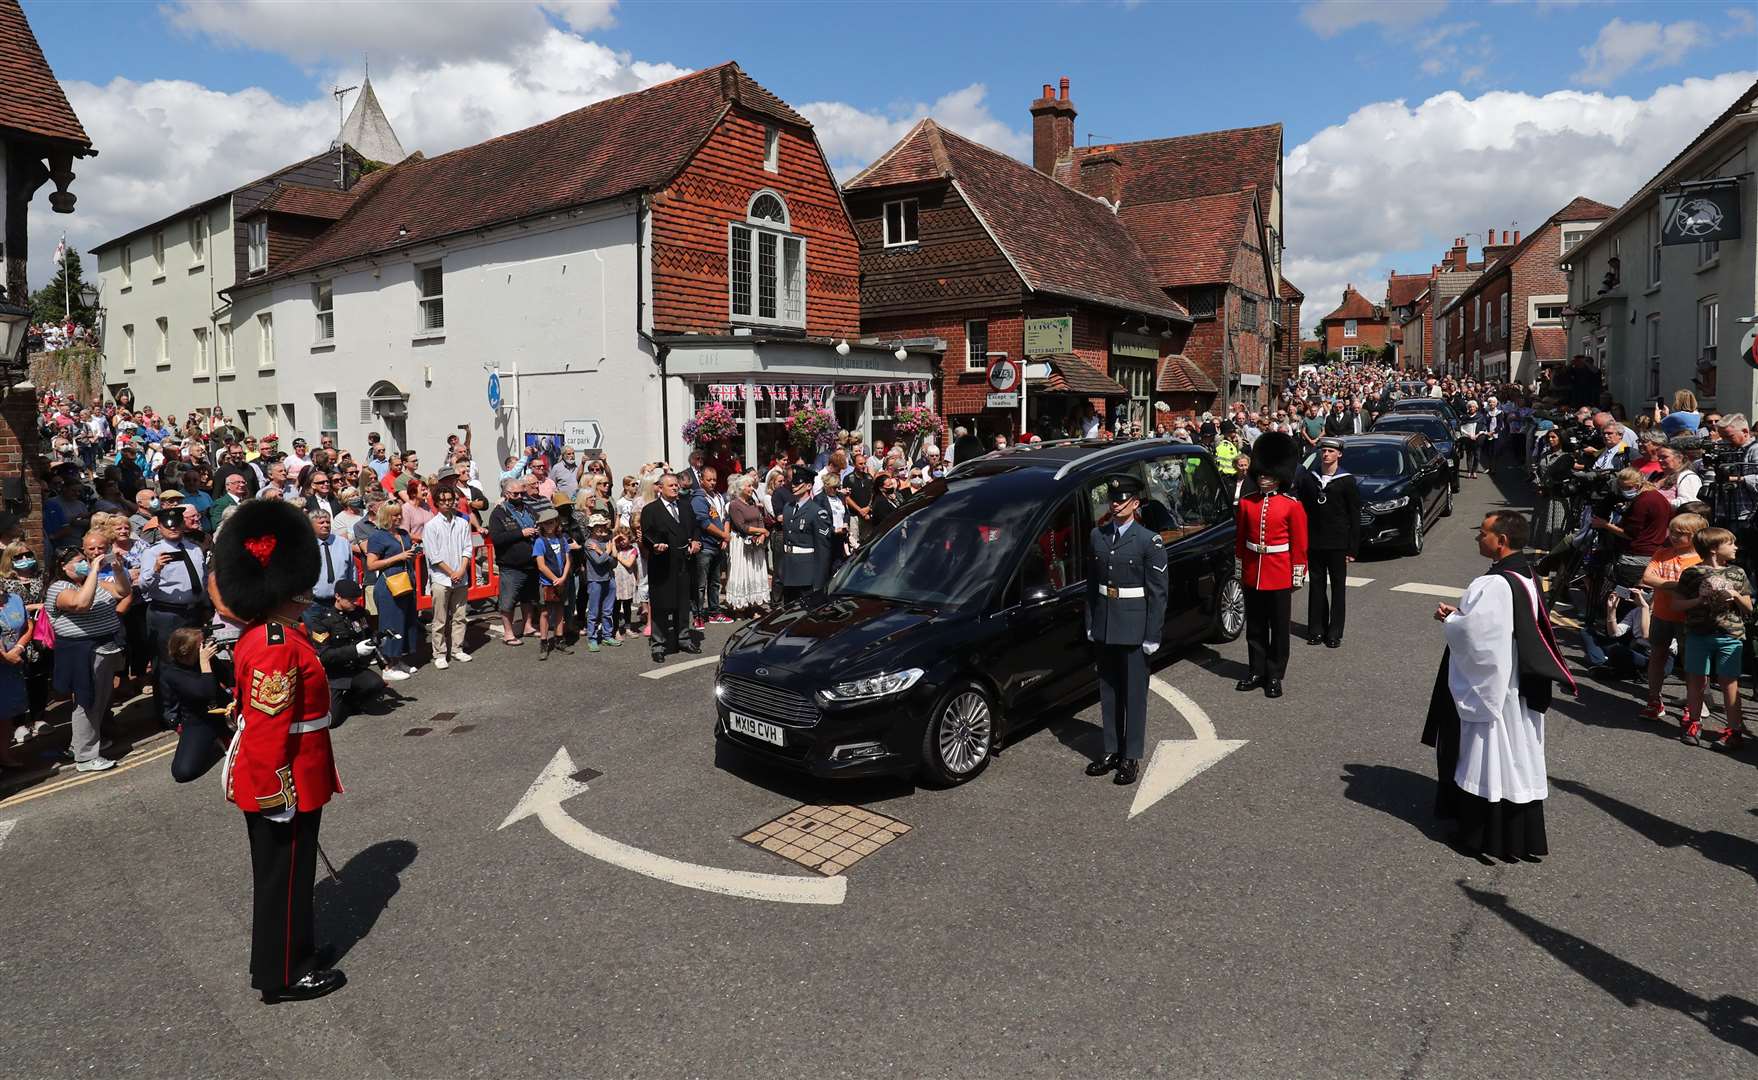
714, 439, 1242, 786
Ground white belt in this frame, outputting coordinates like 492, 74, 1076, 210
1246, 542, 1289, 554
1103, 586, 1145, 599
787, 545, 815, 554
288, 715, 332, 735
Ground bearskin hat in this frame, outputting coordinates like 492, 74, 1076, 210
1247, 431, 1298, 491
214, 498, 321, 622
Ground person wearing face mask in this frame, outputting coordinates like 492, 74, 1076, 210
49, 531, 135, 771
1591, 468, 1673, 593
1, 542, 52, 745
1233, 432, 1308, 699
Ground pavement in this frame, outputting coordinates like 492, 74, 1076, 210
2, 468, 1754, 1079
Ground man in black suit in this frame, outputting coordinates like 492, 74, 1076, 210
1294, 437, 1361, 648
640, 472, 700, 663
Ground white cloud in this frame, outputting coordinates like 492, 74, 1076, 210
1574, 17, 1712, 87
800, 84, 1030, 179
1299, 0, 1449, 38
1729, 6, 1757, 36
1283, 72, 1756, 333
162, 0, 617, 65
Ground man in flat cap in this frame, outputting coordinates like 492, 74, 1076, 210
1295, 436, 1361, 648
1083, 473, 1168, 786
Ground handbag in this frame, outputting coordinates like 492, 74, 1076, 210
32, 603, 55, 650
383, 570, 414, 597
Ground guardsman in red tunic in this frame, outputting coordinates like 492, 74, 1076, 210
1234, 431, 1309, 699
215, 499, 346, 1004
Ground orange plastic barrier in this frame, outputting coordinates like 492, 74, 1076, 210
351, 538, 500, 614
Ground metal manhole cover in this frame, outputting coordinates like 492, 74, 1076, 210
741, 804, 911, 876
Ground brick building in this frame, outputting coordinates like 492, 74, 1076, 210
1385, 273, 1427, 369
844, 117, 1188, 443
1315, 286, 1389, 362
1439, 196, 1613, 383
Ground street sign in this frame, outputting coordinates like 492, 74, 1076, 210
1024, 316, 1073, 355
986, 354, 1020, 394
1741, 323, 1758, 371
487, 371, 503, 411
986, 393, 1019, 409
564, 419, 603, 451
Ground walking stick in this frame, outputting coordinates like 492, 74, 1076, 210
317, 841, 343, 883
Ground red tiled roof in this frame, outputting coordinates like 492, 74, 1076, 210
1117, 188, 1256, 288
1386, 273, 1427, 309
1059, 124, 1282, 212
1038, 354, 1131, 396
252, 184, 359, 221
1278, 277, 1304, 300
1320, 286, 1384, 323
0, 0, 92, 149
1155, 355, 1218, 394
847, 120, 1184, 320
1526, 326, 1569, 362
1458, 195, 1617, 302
259, 63, 804, 283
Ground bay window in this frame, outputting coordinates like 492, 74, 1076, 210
730, 191, 805, 327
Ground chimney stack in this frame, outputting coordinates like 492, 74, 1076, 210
1446, 236, 1469, 271
1030, 76, 1077, 175
1078, 148, 1122, 208
1513, 230, 1521, 245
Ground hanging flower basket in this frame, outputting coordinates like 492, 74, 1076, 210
892, 403, 942, 440
785, 406, 840, 454
681, 402, 739, 447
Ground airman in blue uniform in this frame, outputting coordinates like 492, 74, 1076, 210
1084, 474, 1169, 786
780, 465, 834, 603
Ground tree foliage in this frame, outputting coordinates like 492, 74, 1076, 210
28, 250, 97, 329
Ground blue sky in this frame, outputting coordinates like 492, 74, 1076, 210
22, 0, 1758, 328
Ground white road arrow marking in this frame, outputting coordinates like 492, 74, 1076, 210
639, 655, 720, 680
0, 819, 14, 852
1345, 576, 1376, 587
500, 747, 847, 906
1129, 678, 1247, 820
1390, 582, 1464, 599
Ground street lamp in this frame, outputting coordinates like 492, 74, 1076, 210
0, 296, 31, 365
77, 282, 99, 311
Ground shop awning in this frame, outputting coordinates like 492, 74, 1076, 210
1154, 354, 1218, 394
1028, 353, 1129, 397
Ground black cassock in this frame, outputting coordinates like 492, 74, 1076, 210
1420, 556, 1574, 860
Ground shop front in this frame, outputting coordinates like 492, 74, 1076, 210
660, 334, 939, 467
1107, 331, 1161, 434
1020, 353, 1129, 439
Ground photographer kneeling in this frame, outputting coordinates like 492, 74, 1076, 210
1591, 468, 1672, 592
302, 579, 387, 726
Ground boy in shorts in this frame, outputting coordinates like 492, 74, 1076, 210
1674, 527, 1752, 750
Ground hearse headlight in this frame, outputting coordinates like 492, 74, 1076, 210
1368, 496, 1409, 513
820, 668, 925, 702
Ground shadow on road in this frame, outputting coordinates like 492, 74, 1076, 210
1460, 881, 1758, 1057
711, 741, 914, 805
1339, 763, 1453, 843
1550, 776, 1757, 885
315, 838, 418, 965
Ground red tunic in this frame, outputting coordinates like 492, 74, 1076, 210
1235, 491, 1309, 591
222, 619, 341, 814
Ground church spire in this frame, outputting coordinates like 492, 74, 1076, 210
339, 73, 406, 165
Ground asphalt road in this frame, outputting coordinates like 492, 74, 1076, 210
2, 470, 1753, 1079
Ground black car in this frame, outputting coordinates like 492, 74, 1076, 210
1386, 397, 1460, 429
1370, 412, 1461, 492
714, 440, 1243, 786
1305, 433, 1451, 556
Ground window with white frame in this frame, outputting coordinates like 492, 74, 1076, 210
1560, 225, 1593, 255
729, 191, 805, 326
1343, 318, 1357, 338
1646, 314, 1662, 400
1534, 304, 1565, 323
257, 311, 275, 369
152, 232, 165, 278
965, 319, 989, 372
192, 327, 209, 376
882, 199, 919, 247
1341, 345, 1359, 363
247, 220, 268, 273
121, 244, 132, 287
1500, 296, 1510, 341
317, 393, 339, 445
1472, 296, 1480, 330
763, 126, 779, 173
416, 264, 444, 333
155, 317, 168, 367
1699, 238, 1720, 266
1699, 296, 1719, 367
189, 215, 207, 267
1647, 206, 1662, 286
218, 323, 234, 374
122, 324, 135, 371
313, 280, 334, 342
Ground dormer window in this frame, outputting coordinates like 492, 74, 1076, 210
763, 126, 779, 173
730, 190, 805, 327
883, 199, 919, 247
247, 220, 268, 273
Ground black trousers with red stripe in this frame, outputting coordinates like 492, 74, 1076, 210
244, 807, 323, 991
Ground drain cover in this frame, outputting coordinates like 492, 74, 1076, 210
741, 804, 911, 876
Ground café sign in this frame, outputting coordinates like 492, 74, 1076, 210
1111, 332, 1159, 361
1024, 316, 1073, 356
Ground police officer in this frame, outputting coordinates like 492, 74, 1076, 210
779, 465, 834, 604
302, 580, 386, 727
1294, 437, 1360, 648
137, 490, 209, 730
1083, 474, 1169, 786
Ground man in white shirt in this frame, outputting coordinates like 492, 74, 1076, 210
284, 438, 313, 477
424, 486, 476, 668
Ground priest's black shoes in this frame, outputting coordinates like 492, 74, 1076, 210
1306, 635, 1324, 646
261, 968, 345, 1005
1113, 758, 1139, 785
1235, 675, 1264, 692
1264, 680, 1284, 699
1325, 637, 1342, 649
1085, 753, 1120, 777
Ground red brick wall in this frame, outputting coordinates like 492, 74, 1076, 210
1508, 221, 1571, 359
1321, 316, 1389, 354
650, 110, 860, 338
850, 182, 1019, 320
1452, 271, 1512, 377
0, 387, 43, 535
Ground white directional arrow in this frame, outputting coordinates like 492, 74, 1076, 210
500, 747, 847, 906
1129, 678, 1248, 820
0, 819, 14, 853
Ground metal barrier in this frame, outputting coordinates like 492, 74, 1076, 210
351, 537, 501, 614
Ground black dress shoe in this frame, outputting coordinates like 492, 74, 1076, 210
1084, 753, 1120, 777
1325, 637, 1342, 649
1264, 680, 1284, 699
650, 649, 666, 664
1113, 758, 1139, 785
1306, 635, 1324, 646
1235, 676, 1264, 692
680, 641, 702, 655
261, 968, 346, 1005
